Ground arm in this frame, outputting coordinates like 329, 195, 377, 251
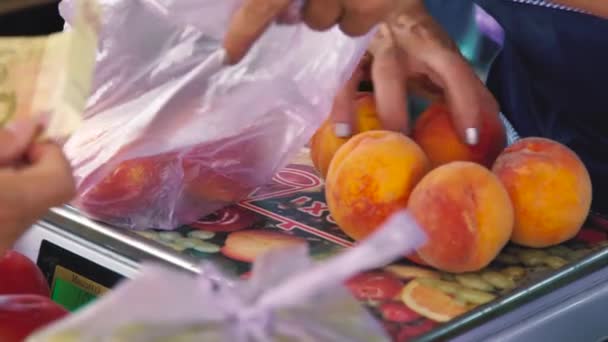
223, 0, 394, 63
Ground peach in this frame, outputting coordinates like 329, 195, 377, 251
78, 153, 174, 219
408, 162, 514, 273
310, 92, 382, 178
182, 162, 251, 204
325, 131, 430, 241
181, 141, 260, 205
413, 103, 506, 168
492, 137, 592, 248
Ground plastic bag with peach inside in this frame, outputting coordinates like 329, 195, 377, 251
28, 211, 426, 342
58, 0, 372, 229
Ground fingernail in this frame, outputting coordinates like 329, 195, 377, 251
466, 128, 479, 146
334, 123, 352, 138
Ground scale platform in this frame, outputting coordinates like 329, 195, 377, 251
14, 154, 608, 341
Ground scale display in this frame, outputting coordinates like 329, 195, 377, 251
51, 265, 109, 311
37, 240, 124, 312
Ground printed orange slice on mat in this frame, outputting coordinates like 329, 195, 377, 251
401, 279, 469, 322
221, 230, 306, 263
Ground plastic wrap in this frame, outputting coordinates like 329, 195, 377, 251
28, 211, 426, 342
59, 0, 371, 229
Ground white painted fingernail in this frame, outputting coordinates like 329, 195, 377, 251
466, 128, 479, 146
334, 123, 352, 138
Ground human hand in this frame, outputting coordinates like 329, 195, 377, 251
0, 120, 39, 166
223, 0, 395, 63
0, 122, 75, 254
331, 2, 498, 145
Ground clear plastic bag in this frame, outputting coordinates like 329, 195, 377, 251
59, 0, 371, 229
28, 211, 426, 342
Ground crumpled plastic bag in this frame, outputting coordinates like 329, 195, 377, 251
59, 0, 371, 229
28, 211, 426, 342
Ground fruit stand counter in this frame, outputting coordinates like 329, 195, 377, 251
15, 150, 608, 342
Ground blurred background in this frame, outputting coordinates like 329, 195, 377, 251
0, 1, 63, 36
425, 0, 502, 79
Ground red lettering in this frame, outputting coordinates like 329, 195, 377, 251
290, 196, 312, 206
298, 201, 328, 217
277, 220, 300, 231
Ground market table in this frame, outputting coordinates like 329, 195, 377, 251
15, 149, 608, 341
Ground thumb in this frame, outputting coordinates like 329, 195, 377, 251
0, 119, 39, 165
22, 143, 75, 210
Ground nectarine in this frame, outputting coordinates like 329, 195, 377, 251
492, 137, 592, 248
326, 131, 430, 241
408, 162, 514, 273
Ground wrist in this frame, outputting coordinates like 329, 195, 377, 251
385, 1, 459, 53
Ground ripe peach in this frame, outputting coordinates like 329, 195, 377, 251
310, 92, 382, 178
181, 141, 260, 205
492, 137, 592, 248
326, 131, 430, 241
408, 162, 514, 273
182, 162, 251, 204
413, 103, 506, 168
78, 153, 174, 220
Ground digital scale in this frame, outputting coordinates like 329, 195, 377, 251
14, 203, 608, 342
8, 2, 608, 340
14, 206, 200, 312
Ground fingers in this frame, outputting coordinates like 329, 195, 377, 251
303, 0, 342, 31
224, 0, 291, 64
340, 0, 393, 36
426, 51, 487, 145
369, 25, 409, 134
388, 11, 493, 146
330, 57, 366, 138
0, 119, 39, 165
21, 143, 75, 211
0, 143, 72, 253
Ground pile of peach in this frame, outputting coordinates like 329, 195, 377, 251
312, 93, 592, 273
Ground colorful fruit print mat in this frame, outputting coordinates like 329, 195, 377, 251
130, 150, 608, 342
